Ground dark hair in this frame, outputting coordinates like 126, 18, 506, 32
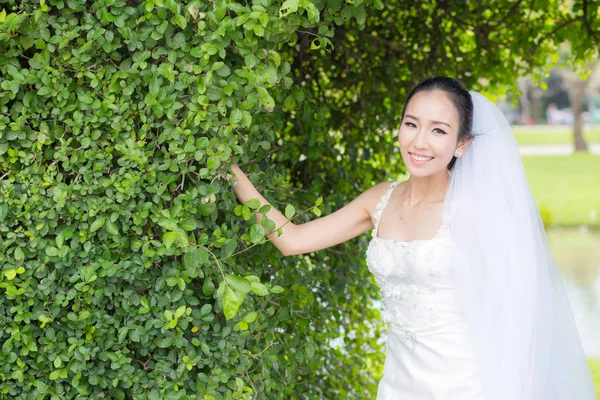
401, 76, 473, 170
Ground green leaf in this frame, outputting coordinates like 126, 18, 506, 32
230, 108, 242, 124
222, 238, 237, 257
0, 204, 7, 222
242, 205, 252, 220
180, 218, 197, 231
246, 198, 261, 210
249, 224, 264, 244
45, 246, 59, 257
154, 336, 174, 348
259, 204, 272, 213
174, 14, 187, 29
163, 232, 177, 248
49, 369, 66, 381
223, 287, 241, 320
202, 278, 215, 297
174, 305, 186, 319
257, 87, 275, 110
304, 3, 320, 23
315, 196, 323, 206
14, 247, 24, 262
144, 93, 157, 106
285, 204, 295, 219
271, 285, 285, 294
55, 232, 64, 248
225, 275, 251, 294
183, 250, 195, 269
200, 304, 212, 316
306, 343, 316, 359
105, 219, 119, 235
251, 282, 269, 296
243, 311, 257, 323
215, 64, 230, 77
183, 250, 205, 278
280, 0, 299, 17
241, 110, 253, 127
90, 217, 106, 232
4, 269, 18, 281
190, 246, 211, 266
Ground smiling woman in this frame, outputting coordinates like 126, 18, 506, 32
399, 78, 474, 173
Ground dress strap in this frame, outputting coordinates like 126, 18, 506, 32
373, 181, 400, 237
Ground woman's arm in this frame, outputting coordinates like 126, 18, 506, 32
230, 164, 390, 256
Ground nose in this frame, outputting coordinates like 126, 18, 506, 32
413, 127, 428, 149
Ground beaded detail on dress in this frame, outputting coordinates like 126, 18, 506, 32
368, 182, 484, 399
366, 181, 452, 351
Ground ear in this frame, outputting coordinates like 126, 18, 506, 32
454, 135, 473, 158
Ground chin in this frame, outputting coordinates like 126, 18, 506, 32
407, 168, 436, 178
405, 162, 448, 178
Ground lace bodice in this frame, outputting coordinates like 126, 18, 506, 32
366, 181, 467, 350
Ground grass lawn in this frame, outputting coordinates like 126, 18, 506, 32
513, 125, 600, 146
521, 153, 600, 228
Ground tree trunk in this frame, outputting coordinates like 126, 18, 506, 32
518, 77, 531, 124
571, 78, 589, 152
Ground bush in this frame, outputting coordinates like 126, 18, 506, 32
0, 1, 386, 398
1, 0, 598, 398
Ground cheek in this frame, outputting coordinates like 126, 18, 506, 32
437, 139, 459, 160
397, 127, 412, 148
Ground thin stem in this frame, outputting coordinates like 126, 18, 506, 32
217, 204, 318, 262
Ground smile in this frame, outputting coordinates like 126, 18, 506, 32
409, 152, 434, 164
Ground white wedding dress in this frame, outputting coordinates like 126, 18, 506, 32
366, 181, 484, 400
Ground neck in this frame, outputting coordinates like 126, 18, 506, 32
404, 170, 450, 207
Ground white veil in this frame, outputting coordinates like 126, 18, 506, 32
441, 92, 596, 399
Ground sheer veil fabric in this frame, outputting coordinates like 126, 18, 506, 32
440, 92, 595, 399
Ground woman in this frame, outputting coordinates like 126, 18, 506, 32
229, 77, 596, 399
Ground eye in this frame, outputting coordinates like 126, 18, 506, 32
404, 122, 417, 128
433, 128, 447, 135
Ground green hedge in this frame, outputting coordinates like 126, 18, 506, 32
1, 0, 598, 399
0, 1, 388, 398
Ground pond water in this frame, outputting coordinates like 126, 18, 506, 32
548, 227, 600, 359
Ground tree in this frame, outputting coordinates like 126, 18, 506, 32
1, 0, 599, 398
570, 72, 591, 151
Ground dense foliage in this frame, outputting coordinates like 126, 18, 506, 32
0, 0, 598, 399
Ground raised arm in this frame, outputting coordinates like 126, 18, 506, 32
230, 164, 391, 256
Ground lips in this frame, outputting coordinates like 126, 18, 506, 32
409, 152, 434, 164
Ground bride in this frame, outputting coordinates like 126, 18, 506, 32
229, 77, 596, 399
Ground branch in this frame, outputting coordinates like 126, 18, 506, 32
532, 16, 582, 53
582, 0, 600, 41
526, 0, 535, 21
497, 0, 524, 26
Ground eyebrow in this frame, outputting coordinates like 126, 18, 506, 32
404, 114, 452, 128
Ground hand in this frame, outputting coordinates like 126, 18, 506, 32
221, 164, 241, 186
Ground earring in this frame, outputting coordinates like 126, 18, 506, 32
454, 150, 462, 157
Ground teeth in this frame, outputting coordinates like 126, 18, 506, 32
411, 153, 433, 162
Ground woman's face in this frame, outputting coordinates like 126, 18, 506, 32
398, 90, 469, 178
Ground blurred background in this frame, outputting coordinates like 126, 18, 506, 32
500, 62, 600, 392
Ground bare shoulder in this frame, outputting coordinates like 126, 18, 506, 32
362, 180, 400, 219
